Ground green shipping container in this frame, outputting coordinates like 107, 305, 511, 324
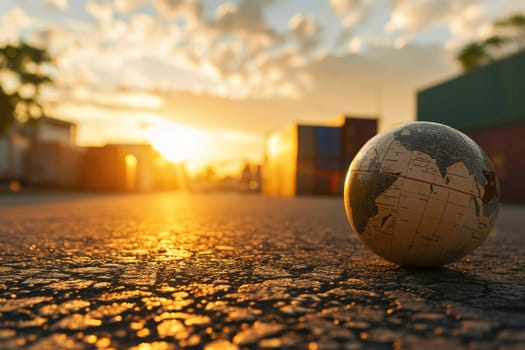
417, 49, 525, 131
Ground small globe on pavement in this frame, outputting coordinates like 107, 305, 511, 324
344, 121, 500, 267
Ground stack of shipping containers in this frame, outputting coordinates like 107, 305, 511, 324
263, 116, 377, 197
417, 49, 525, 202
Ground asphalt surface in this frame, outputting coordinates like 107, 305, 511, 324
0, 192, 524, 350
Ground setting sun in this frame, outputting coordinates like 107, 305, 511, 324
146, 123, 208, 163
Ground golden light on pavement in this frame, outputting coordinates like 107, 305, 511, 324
146, 123, 208, 163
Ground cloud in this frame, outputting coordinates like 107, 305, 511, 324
385, 0, 481, 32
0, 7, 36, 45
205, 0, 282, 52
114, 0, 144, 13
70, 87, 165, 110
140, 0, 293, 98
214, 1, 268, 34
331, 0, 373, 48
86, 1, 114, 24
46, 0, 68, 11
348, 36, 362, 53
151, 0, 203, 26
207, 40, 244, 77
330, 0, 366, 15
289, 13, 322, 53
446, 5, 492, 49
385, 0, 500, 50
14, 0, 293, 102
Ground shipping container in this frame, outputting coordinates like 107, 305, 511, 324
0, 134, 30, 181
264, 116, 377, 197
314, 168, 342, 195
466, 123, 525, 203
297, 125, 316, 161
417, 49, 525, 131
337, 116, 378, 194
316, 156, 341, 172
296, 159, 316, 195
81, 144, 156, 192
27, 141, 81, 187
340, 117, 377, 172
316, 126, 341, 158
81, 146, 127, 192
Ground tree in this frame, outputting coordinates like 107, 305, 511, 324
457, 13, 525, 72
0, 42, 53, 135
0, 88, 16, 134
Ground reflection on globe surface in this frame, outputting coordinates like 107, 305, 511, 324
344, 121, 499, 267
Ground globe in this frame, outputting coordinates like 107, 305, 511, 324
344, 121, 499, 267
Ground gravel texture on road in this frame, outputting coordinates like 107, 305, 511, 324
0, 192, 524, 349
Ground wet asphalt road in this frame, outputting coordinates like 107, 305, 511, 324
0, 192, 524, 350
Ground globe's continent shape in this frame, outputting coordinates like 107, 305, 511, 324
344, 122, 499, 267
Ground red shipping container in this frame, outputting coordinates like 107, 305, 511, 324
467, 122, 525, 203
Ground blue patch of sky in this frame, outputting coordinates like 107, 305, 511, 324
354, 0, 391, 38
32, 0, 93, 23
116, 1, 157, 18
0, 0, 14, 13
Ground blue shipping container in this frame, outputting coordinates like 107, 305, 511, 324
316, 127, 341, 157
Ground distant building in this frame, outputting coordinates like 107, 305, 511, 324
81, 144, 152, 192
25, 117, 81, 187
30, 116, 77, 144
417, 49, 525, 202
0, 116, 188, 192
1, 116, 79, 187
263, 116, 377, 197
81, 144, 184, 192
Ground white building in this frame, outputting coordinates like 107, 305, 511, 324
31, 116, 76, 145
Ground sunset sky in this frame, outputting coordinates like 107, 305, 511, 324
1, 0, 524, 172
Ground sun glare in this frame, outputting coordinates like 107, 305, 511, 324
146, 123, 207, 163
